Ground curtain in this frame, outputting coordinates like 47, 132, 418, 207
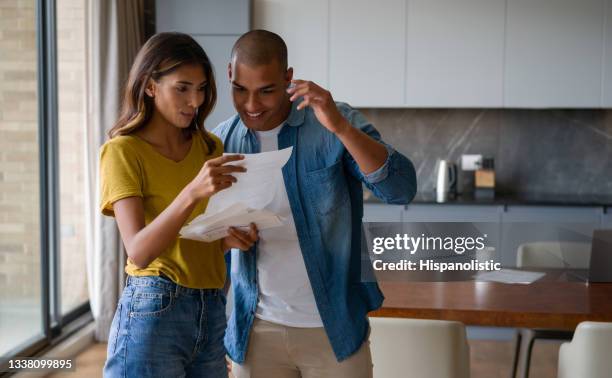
84, 0, 145, 341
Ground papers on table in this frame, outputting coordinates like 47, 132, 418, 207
474, 269, 545, 284
179, 147, 293, 242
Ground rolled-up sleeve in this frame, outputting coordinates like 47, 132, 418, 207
338, 103, 417, 205
362, 144, 394, 184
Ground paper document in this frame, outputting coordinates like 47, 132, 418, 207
180, 203, 284, 242
179, 147, 293, 242
474, 269, 545, 284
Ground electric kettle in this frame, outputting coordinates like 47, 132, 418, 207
436, 160, 457, 202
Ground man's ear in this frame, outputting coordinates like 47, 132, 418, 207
285, 67, 294, 85
228, 63, 233, 82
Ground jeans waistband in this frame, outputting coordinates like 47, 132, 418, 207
126, 275, 221, 297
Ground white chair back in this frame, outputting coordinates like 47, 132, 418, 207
516, 241, 590, 269
558, 321, 612, 378
369, 317, 470, 378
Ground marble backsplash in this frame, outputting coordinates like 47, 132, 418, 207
359, 108, 612, 196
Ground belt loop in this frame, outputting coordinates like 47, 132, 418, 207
174, 280, 180, 298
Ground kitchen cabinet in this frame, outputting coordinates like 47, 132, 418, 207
365, 202, 610, 268
156, 0, 250, 129
252, 0, 329, 87
402, 204, 503, 261
405, 0, 505, 107
504, 0, 605, 108
602, 209, 612, 228
156, 0, 249, 35
363, 203, 403, 222
402, 204, 502, 222
500, 206, 602, 267
329, 0, 406, 107
603, 0, 612, 107
252, 0, 610, 108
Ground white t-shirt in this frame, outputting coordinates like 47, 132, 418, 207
253, 124, 323, 327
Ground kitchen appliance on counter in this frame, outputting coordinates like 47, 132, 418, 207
436, 160, 457, 202
474, 157, 495, 199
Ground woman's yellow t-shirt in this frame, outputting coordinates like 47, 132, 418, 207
99, 131, 225, 289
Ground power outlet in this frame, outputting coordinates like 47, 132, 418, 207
461, 154, 482, 171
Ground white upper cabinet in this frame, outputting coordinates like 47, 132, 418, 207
405, 0, 505, 107
504, 0, 605, 108
329, 0, 406, 107
603, 0, 612, 107
156, 0, 249, 35
252, 0, 610, 108
253, 0, 329, 88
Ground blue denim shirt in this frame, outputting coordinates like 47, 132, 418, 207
213, 101, 417, 362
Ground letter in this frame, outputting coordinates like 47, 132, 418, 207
373, 260, 382, 270
427, 236, 443, 250
455, 237, 466, 254
410, 236, 422, 255
384, 237, 395, 251
475, 237, 485, 250
464, 237, 475, 250
402, 234, 410, 251
395, 234, 403, 250
443, 237, 454, 251
373, 237, 384, 254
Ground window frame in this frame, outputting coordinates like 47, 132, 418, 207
0, 0, 91, 370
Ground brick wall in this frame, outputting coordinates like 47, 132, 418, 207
0, 0, 87, 310
0, 0, 41, 301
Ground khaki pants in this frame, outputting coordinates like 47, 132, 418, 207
232, 318, 373, 378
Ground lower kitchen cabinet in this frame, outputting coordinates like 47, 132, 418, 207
602, 209, 612, 228
364, 203, 608, 268
363, 203, 403, 223
500, 206, 602, 267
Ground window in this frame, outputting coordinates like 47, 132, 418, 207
57, 0, 88, 316
0, 0, 44, 357
0, 0, 90, 362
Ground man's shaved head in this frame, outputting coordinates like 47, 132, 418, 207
230, 30, 288, 71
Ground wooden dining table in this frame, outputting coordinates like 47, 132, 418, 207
369, 270, 612, 329
368, 270, 612, 377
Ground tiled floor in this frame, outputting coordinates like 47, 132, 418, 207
48, 339, 562, 378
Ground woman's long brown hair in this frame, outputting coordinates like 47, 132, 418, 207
108, 32, 217, 154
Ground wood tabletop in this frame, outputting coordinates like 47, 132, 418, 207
369, 272, 612, 330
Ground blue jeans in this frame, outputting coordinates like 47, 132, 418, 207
103, 276, 228, 378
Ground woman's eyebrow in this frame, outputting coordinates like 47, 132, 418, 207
176, 80, 207, 86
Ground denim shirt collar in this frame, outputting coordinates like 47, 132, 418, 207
239, 100, 306, 140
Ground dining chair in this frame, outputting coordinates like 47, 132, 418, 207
516, 241, 591, 269
369, 317, 470, 378
557, 321, 612, 378
512, 241, 591, 378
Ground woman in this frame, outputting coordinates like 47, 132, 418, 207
101, 32, 257, 377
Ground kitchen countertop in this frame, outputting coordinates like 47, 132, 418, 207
363, 191, 612, 207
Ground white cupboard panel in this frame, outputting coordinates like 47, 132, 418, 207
504, 0, 604, 108
405, 0, 505, 107
329, 0, 406, 107
603, 0, 612, 107
253, 0, 329, 88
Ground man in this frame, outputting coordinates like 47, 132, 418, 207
213, 30, 417, 377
